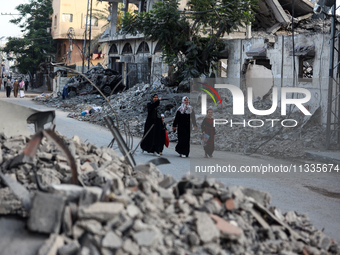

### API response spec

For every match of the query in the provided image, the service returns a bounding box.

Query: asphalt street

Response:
[0,88,339,243]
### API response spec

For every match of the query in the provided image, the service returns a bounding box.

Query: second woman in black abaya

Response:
[173,96,197,157]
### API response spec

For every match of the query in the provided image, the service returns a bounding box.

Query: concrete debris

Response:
[34,83,325,159]
[27,192,65,234]
[65,64,124,97]
[0,133,339,254]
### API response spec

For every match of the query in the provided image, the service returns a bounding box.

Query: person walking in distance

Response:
[172,96,197,158]
[141,94,163,156]
[201,108,216,158]
[5,77,13,97]
[19,79,25,98]
[3,76,8,91]
[24,78,29,91]
[13,79,19,97]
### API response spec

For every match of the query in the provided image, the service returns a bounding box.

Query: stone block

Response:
[78,202,124,222]
[28,192,65,234]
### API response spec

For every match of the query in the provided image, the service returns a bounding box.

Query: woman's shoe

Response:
[159,152,163,155]
[204,153,208,158]
[181,155,187,158]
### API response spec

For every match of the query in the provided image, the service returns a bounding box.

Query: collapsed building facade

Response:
[98,0,340,149]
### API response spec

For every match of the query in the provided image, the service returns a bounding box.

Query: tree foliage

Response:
[91,3,135,56]
[122,0,256,80]
[2,0,56,75]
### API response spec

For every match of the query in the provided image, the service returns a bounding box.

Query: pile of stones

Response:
[0,133,338,254]
[191,99,325,159]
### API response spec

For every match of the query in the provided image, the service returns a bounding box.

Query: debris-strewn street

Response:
[33,82,326,160]
[1,0,340,253]
[0,132,339,254]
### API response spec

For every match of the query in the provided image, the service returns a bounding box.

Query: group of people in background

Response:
[0,76,29,98]
[141,94,216,158]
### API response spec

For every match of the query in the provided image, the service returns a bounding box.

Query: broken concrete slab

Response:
[264,0,291,25]
[133,230,160,247]
[37,234,64,255]
[27,192,65,234]
[78,202,124,222]
[102,231,122,249]
[57,240,80,255]
[195,211,220,243]
[278,0,314,17]
[210,214,243,237]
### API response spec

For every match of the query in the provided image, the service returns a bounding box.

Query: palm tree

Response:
[88,2,135,62]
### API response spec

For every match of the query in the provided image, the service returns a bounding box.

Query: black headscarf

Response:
[151,94,158,101]
[150,93,162,118]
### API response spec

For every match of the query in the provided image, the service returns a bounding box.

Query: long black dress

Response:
[201,117,215,157]
[173,109,197,157]
[159,122,167,153]
[141,99,163,153]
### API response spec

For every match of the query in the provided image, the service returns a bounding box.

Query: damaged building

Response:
[98,0,339,133]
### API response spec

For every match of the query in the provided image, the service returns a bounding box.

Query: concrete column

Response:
[246,24,252,39]
[110,2,118,36]
[123,0,129,12]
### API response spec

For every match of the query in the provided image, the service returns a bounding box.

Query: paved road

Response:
[1,90,339,243]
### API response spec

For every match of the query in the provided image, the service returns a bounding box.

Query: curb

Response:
[305,151,340,165]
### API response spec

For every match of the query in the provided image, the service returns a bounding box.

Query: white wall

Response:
[224,33,333,125]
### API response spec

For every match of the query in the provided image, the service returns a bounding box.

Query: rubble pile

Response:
[66,64,123,97]
[33,83,326,159]
[34,84,187,139]
[192,99,325,159]
[0,133,338,254]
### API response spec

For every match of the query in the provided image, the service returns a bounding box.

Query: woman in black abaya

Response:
[172,96,197,157]
[141,94,163,155]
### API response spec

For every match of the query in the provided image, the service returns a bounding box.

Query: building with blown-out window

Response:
[51,0,109,71]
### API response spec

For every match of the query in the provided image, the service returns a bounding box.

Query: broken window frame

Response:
[218,59,228,77]
[62,13,73,23]
[298,56,314,82]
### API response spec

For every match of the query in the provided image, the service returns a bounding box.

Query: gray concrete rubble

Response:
[33,82,326,160]
[0,132,339,254]
[65,64,124,97]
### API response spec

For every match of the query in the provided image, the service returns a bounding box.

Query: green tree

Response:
[122,0,256,80]
[2,0,56,75]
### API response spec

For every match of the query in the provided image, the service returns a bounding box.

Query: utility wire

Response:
[244,0,299,156]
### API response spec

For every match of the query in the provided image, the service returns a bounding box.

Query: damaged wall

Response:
[107,38,169,86]
[224,33,333,125]
[245,64,274,99]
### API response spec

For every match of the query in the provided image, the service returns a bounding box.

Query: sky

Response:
[0,0,29,44]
